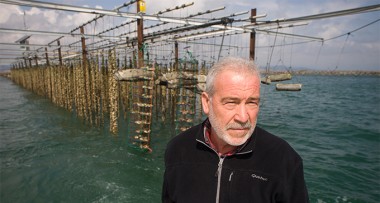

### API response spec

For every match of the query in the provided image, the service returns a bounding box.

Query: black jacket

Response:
[162,120,309,203]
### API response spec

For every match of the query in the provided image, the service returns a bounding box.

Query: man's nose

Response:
[234,104,249,124]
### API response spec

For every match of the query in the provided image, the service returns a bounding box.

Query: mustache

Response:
[226,122,252,130]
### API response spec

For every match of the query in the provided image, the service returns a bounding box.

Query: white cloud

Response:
[0,4,22,24]
[0,2,101,64]
[0,0,378,70]
[44,10,59,24]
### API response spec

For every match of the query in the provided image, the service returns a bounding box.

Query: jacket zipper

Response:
[215,156,225,203]
[196,139,234,203]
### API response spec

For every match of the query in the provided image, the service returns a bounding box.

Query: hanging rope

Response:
[217,29,226,61]
[334,33,350,70]
[286,29,301,84]
[325,18,380,42]
[266,27,279,74]
[314,41,324,67]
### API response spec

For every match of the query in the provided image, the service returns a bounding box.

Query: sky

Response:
[0,0,379,71]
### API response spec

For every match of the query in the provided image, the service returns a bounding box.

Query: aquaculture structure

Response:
[1,0,379,150]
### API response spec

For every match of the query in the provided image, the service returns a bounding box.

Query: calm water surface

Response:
[1,75,379,202]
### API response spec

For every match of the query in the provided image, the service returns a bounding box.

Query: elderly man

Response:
[162,57,309,203]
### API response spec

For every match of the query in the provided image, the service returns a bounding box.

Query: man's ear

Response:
[201,92,210,115]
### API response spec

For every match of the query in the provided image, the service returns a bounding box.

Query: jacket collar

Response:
[196,118,256,156]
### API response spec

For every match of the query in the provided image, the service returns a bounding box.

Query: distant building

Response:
[15,35,32,51]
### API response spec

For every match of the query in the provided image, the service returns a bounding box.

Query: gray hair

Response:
[205,57,261,96]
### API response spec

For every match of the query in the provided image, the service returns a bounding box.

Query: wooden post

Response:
[80,26,88,69]
[45,47,50,66]
[137,0,144,68]
[24,58,28,68]
[133,50,137,68]
[34,55,39,67]
[80,26,93,124]
[57,40,63,66]
[174,41,179,71]
[249,8,257,60]
[124,49,127,69]
[80,26,88,101]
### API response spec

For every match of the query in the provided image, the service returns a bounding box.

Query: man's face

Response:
[202,69,260,146]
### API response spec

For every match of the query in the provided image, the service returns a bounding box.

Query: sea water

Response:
[1,75,379,202]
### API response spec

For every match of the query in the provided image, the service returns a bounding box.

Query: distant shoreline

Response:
[261,70,380,77]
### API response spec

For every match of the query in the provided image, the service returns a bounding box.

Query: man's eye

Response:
[224,102,237,108]
[247,101,259,106]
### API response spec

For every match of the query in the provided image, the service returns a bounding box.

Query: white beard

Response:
[208,104,256,146]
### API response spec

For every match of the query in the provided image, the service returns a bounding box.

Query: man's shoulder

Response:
[255,126,302,159]
[166,123,203,150]
[164,123,204,165]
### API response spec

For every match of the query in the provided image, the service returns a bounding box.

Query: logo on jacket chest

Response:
[251,173,268,181]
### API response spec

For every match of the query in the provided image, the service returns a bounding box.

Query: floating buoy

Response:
[261,76,271,85]
[275,83,302,91]
[267,73,292,82]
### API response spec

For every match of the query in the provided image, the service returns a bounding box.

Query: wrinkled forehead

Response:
[215,68,260,83]
[213,69,261,92]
